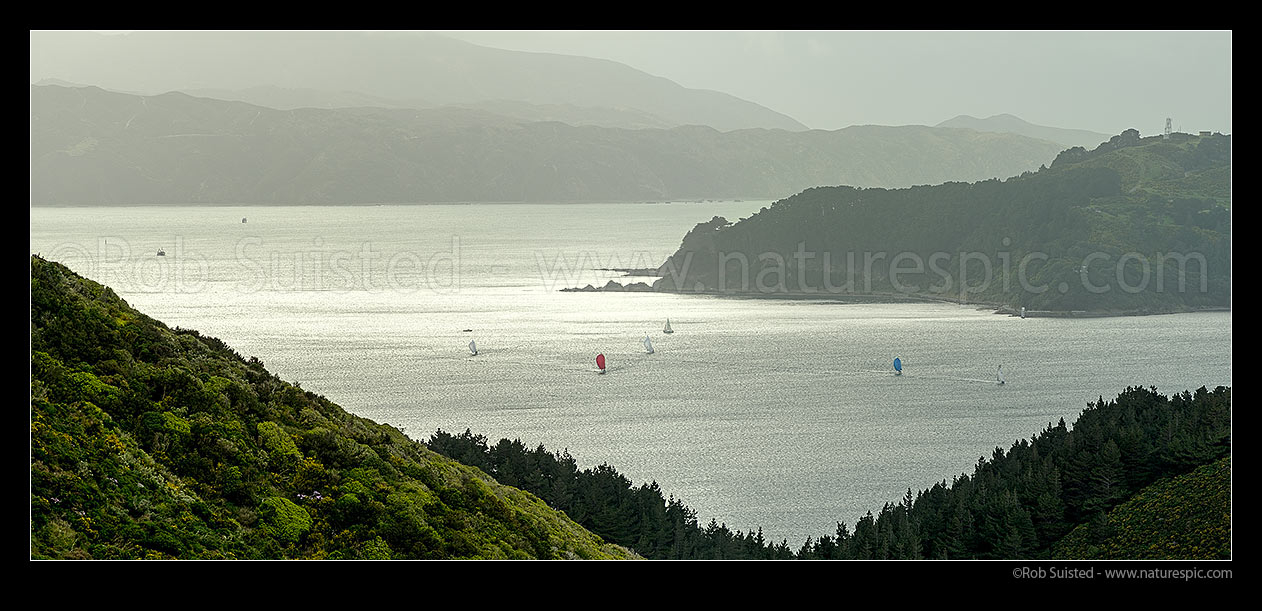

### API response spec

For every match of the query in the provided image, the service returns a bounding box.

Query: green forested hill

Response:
[1051,456,1231,560]
[654,129,1230,313]
[29,256,634,559]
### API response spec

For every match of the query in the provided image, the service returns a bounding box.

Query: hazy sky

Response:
[62,30,1231,136]
[440,30,1232,136]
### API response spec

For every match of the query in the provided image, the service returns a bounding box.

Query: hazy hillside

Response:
[29,85,1069,205]
[29,30,805,132]
[177,86,680,130]
[938,114,1112,149]
[30,256,636,559]
[181,85,433,112]
[446,99,677,130]
[653,129,1230,313]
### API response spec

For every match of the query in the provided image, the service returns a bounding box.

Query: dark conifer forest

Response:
[428,384,1230,559]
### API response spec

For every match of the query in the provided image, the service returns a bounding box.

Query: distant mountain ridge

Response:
[29,84,1069,205]
[937,114,1112,149]
[29,30,806,133]
[186,87,682,131]
[34,79,681,131]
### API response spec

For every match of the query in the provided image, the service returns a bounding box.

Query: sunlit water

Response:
[31,203,1232,547]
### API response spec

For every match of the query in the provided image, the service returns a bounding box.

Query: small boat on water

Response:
[643,336,654,354]
[596,353,607,374]
[156,248,166,256]
[997,365,1006,385]
[468,340,478,356]
[1020,306,1026,319]
[242,217,247,224]
[663,319,674,334]
[893,357,903,376]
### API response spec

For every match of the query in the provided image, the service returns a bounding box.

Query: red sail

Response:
[596,353,606,370]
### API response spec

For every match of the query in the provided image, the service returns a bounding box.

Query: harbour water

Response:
[31,202,1232,546]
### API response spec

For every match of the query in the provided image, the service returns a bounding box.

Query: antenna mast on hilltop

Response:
[1164,118,1172,140]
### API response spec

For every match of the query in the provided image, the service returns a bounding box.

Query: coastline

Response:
[563,281,1231,319]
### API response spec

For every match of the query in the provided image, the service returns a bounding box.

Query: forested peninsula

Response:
[652,130,1230,315]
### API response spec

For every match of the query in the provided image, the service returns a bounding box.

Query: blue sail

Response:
[893,357,902,372]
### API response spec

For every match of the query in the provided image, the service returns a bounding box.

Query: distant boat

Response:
[1020,306,1026,319]
[156,248,166,257]
[596,353,607,374]
[894,357,903,376]
[241,217,247,224]
[643,336,654,354]
[663,319,674,334]
[469,340,478,356]
[997,364,1006,385]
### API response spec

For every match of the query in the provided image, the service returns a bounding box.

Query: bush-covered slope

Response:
[29,256,634,559]
[1051,456,1231,560]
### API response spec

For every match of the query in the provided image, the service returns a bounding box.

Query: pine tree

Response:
[833,522,852,559]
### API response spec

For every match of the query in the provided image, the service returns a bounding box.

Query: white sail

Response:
[643,335,654,354]
[469,340,478,356]
[997,365,1005,385]
[663,319,673,334]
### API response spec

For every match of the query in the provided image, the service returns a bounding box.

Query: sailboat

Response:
[1020,306,1026,319]
[596,353,607,374]
[468,340,478,356]
[643,335,654,354]
[663,319,674,334]
[997,365,1006,385]
[893,357,903,376]
[156,248,166,257]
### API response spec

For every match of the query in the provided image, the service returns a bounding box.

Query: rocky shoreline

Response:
[560,280,1230,318]
[560,280,655,292]
[594,267,662,277]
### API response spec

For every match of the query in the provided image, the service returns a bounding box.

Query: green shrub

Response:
[258,496,312,544]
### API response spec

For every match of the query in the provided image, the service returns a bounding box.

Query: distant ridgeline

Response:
[29,84,1066,205]
[429,386,1231,560]
[654,130,1230,314]
[29,257,634,559]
